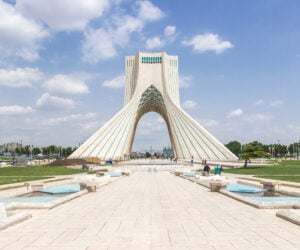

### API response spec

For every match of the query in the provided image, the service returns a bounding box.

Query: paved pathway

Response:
[1,171,300,249]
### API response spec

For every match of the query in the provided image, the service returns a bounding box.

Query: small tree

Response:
[144,151,151,158]
[225,141,241,157]
[240,142,269,167]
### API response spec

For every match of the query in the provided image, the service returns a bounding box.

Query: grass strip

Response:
[255,175,300,183]
[0,166,85,176]
[0,176,50,186]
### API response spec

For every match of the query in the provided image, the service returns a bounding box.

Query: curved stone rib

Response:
[69,102,137,160]
[165,100,237,160]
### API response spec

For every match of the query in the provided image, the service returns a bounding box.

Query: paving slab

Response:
[0,171,300,249]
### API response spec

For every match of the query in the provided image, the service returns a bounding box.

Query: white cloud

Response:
[145,25,177,50]
[137,119,165,135]
[227,109,243,118]
[79,121,102,131]
[243,113,272,122]
[269,100,283,107]
[156,117,165,123]
[145,37,164,49]
[179,75,192,88]
[46,113,97,126]
[36,93,75,110]
[102,75,124,89]
[16,0,110,31]
[0,67,42,88]
[44,74,89,95]
[82,28,117,62]
[112,15,144,46]
[137,1,164,22]
[182,33,233,54]
[287,124,300,131]
[82,15,144,63]
[82,2,163,63]
[254,99,264,106]
[0,105,34,115]
[201,119,219,127]
[164,26,176,37]
[0,1,49,61]
[182,100,197,109]
[16,49,40,62]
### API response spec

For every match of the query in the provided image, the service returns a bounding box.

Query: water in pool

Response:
[0,183,81,204]
[227,183,300,203]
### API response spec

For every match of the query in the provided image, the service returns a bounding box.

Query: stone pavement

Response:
[1,171,300,249]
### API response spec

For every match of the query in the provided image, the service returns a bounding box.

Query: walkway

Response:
[1,171,300,249]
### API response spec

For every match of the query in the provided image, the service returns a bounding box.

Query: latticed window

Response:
[141,57,162,63]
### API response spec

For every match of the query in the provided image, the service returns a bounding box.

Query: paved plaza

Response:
[1,170,300,249]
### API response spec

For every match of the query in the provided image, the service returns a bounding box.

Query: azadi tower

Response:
[69,52,237,161]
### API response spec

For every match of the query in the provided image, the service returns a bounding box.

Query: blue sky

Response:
[0,0,300,151]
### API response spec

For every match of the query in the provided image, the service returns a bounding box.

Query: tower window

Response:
[142,57,162,63]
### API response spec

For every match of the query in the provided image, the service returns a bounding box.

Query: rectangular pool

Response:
[222,182,300,208]
[0,183,87,209]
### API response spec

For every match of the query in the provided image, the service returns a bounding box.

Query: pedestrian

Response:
[219,165,223,175]
[203,164,210,175]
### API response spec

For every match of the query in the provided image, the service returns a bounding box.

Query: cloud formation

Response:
[0,105,34,115]
[227,108,243,118]
[179,75,192,88]
[102,75,124,89]
[82,28,118,62]
[269,100,283,107]
[83,1,164,63]
[145,37,164,49]
[16,0,110,31]
[182,100,197,109]
[243,113,272,122]
[46,113,97,126]
[36,93,75,110]
[138,1,164,21]
[253,99,264,106]
[201,119,219,127]
[44,74,89,95]
[0,1,49,61]
[145,25,177,50]
[137,119,166,135]
[82,16,144,62]
[182,33,233,54]
[0,67,42,88]
[164,26,176,37]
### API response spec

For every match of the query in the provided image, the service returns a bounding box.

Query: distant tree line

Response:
[10,145,76,158]
[225,140,300,167]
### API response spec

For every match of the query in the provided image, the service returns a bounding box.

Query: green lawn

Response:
[0,156,14,161]
[257,176,300,183]
[0,176,50,186]
[224,160,300,183]
[0,166,86,185]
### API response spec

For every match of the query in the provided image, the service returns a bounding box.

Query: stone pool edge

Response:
[0,212,31,231]
[4,189,89,210]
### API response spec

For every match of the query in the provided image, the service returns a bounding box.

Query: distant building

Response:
[7,143,22,152]
[0,143,22,154]
[130,152,138,158]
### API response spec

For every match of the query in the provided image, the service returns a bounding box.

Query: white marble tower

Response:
[69,52,237,161]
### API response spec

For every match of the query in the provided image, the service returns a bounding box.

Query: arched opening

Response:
[131,112,172,158]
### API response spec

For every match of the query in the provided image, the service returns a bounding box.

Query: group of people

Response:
[202,164,223,176]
